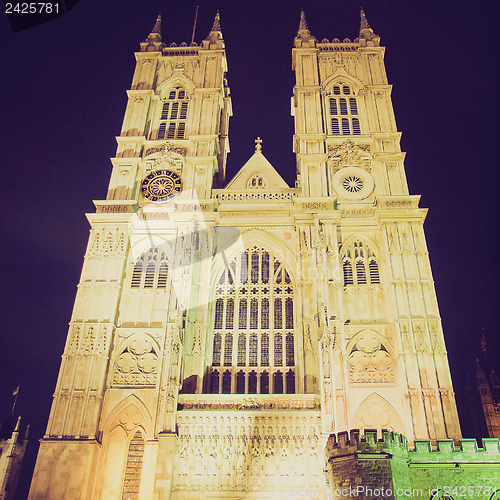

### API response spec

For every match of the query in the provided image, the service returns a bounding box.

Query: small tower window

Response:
[130,247,168,290]
[247,174,266,189]
[157,86,189,140]
[342,240,380,286]
[328,83,361,136]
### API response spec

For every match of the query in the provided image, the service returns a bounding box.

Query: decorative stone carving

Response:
[67,325,80,354]
[80,326,95,355]
[112,334,160,385]
[172,415,323,492]
[349,331,394,383]
[327,140,372,172]
[429,325,446,355]
[143,142,187,170]
[88,227,127,257]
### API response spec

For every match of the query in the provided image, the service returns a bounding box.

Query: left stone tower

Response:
[28,13,231,499]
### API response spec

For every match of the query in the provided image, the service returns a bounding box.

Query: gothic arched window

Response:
[247,174,266,189]
[122,430,145,500]
[130,247,168,289]
[157,86,188,140]
[328,83,361,136]
[342,240,380,286]
[209,247,296,394]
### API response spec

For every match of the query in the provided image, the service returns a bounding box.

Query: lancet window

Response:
[342,240,380,286]
[121,430,144,500]
[157,86,188,140]
[130,247,168,289]
[209,247,296,394]
[328,83,361,136]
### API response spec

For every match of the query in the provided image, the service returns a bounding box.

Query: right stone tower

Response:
[291,9,461,441]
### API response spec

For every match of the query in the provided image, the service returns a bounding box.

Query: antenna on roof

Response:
[191,5,199,45]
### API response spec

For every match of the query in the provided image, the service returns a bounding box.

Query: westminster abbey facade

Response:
[29,9,500,500]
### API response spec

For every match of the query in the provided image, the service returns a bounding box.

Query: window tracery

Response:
[209,247,295,394]
[157,86,188,140]
[130,247,168,290]
[342,240,380,286]
[328,83,361,136]
[122,430,145,500]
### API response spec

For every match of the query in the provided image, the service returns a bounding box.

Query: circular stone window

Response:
[342,175,364,193]
[333,166,374,200]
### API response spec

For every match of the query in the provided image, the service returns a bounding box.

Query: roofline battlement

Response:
[326,429,500,462]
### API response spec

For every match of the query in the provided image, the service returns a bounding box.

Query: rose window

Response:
[341,175,363,193]
[150,177,174,195]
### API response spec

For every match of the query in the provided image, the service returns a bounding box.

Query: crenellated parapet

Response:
[326,430,500,500]
[326,428,408,457]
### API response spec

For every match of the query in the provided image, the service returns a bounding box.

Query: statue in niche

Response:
[207,444,217,476]
[236,447,246,476]
[264,440,274,476]
[279,445,289,476]
[251,444,261,475]
[178,443,189,476]
[222,447,232,475]
[193,447,203,475]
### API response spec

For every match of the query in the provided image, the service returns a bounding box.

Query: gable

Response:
[225,151,290,190]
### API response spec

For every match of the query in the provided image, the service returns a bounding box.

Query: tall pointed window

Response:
[328,83,361,136]
[157,87,188,140]
[342,240,380,286]
[122,430,145,500]
[130,247,168,289]
[209,247,296,394]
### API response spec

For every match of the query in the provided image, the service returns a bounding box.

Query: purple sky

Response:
[1,1,499,497]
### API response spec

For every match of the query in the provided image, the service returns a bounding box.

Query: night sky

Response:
[1,1,499,497]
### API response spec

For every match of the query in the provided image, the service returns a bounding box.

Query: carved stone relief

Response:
[173,415,323,492]
[348,330,394,383]
[327,140,372,173]
[112,334,160,385]
[88,227,126,257]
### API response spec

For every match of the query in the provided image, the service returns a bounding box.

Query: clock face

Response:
[140,170,182,202]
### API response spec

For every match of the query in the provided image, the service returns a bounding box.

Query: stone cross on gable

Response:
[255,137,262,152]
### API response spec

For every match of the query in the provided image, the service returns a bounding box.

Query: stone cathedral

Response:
[29,9,500,500]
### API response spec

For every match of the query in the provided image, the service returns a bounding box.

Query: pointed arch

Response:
[322,71,364,93]
[210,228,296,290]
[152,78,193,140]
[129,245,169,290]
[323,73,364,137]
[246,172,268,189]
[340,236,381,286]
[351,393,406,435]
[98,396,152,499]
[208,240,297,395]
[100,394,153,438]
[156,74,196,97]
[129,235,174,263]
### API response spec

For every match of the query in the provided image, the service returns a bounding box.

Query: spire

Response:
[298,10,309,33]
[360,8,370,30]
[151,12,162,35]
[295,10,315,46]
[13,416,21,433]
[211,10,221,32]
[141,13,163,51]
[359,8,379,45]
[205,10,224,45]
